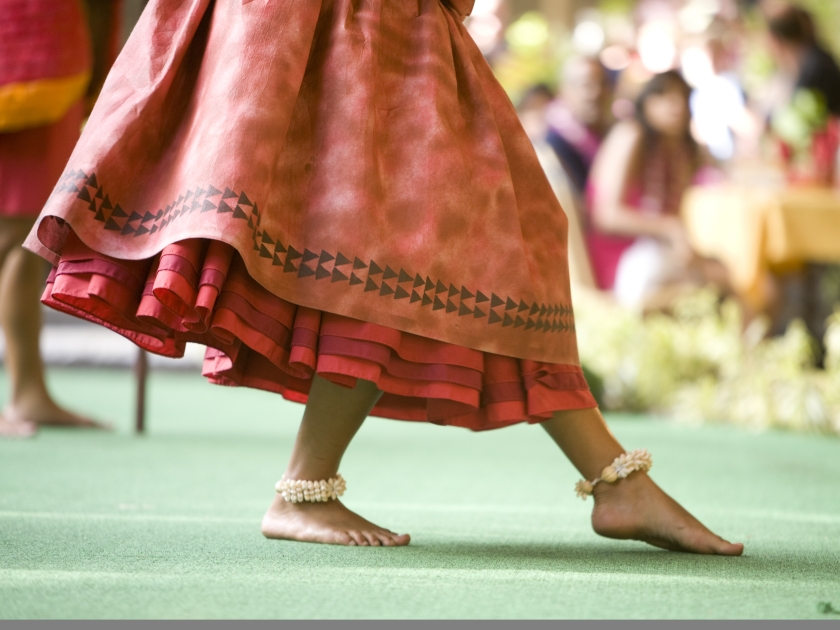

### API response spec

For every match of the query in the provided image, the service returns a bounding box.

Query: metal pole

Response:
[135,348,147,434]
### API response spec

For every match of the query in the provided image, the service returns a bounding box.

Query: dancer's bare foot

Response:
[591,472,744,555]
[261,495,411,547]
[0,411,37,438]
[542,408,743,556]
[2,400,111,430]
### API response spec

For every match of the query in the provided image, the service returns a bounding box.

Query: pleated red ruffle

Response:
[43,229,596,430]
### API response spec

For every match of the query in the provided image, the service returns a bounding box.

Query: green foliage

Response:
[492,12,568,104]
[576,288,840,435]
[771,88,829,150]
[598,0,634,15]
[796,0,840,57]
[740,1,840,98]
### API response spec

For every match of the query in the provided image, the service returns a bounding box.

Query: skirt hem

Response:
[41,227,597,431]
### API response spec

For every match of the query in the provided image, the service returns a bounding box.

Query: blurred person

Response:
[0,0,115,437]
[688,28,761,162]
[765,5,840,186]
[464,0,510,62]
[587,71,730,310]
[545,57,613,198]
[764,5,840,344]
[517,84,597,290]
[766,5,840,116]
[21,0,742,555]
[516,83,555,142]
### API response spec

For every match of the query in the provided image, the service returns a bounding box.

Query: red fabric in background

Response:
[0,0,90,215]
[43,230,595,431]
[0,0,91,86]
[0,102,83,216]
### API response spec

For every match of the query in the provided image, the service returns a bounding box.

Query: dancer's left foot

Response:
[2,400,111,429]
[591,471,744,555]
[262,495,411,546]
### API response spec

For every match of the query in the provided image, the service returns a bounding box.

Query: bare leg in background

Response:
[0,217,104,437]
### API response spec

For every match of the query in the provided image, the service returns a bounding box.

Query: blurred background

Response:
[2,0,840,437]
[4,4,840,616]
[466,0,840,436]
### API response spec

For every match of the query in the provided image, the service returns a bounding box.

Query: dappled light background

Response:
[469,0,840,435]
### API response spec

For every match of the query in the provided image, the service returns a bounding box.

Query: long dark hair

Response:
[768,6,816,47]
[634,70,699,169]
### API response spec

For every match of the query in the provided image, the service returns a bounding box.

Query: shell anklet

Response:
[275,474,347,503]
[575,449,652,499]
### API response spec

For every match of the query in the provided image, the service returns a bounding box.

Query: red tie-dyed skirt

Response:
[24,0,596,430]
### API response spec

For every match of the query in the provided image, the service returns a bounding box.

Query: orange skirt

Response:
[27,0,596,430]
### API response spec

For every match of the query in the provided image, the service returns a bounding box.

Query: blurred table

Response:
[682,184,840,310]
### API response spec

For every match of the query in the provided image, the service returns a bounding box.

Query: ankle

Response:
[270,493,342,514]
[9,385,52,410]
[283,456,341,482]
[592,471,652,503]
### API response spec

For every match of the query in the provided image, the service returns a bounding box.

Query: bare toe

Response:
[385,530,407,541]
[362,531,381,546]
[375,532,395,547]
[714,540,744,556]
[0,415,37,439]
[332,531,354,546]
[374,528,400,546]
[390,533,411,546]
[348,530,368,546]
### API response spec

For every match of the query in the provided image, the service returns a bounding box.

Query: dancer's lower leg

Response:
[542,407,743,556]
[261,374,410,546]
[0,229,105,435]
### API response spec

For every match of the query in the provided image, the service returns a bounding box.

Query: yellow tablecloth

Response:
[682,185,840,308]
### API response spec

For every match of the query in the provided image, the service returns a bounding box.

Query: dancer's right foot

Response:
[261,495,411,547]
[591,471,744,555]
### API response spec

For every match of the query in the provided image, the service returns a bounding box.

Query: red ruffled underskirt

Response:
[43,229,596,430]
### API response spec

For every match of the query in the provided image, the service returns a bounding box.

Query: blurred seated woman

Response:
[587,70,728,310]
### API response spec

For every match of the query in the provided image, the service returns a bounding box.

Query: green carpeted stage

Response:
[1,368,839,619]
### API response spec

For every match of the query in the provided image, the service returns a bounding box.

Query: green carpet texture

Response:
[1,367,839,619]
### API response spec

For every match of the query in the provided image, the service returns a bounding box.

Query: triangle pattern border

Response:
[55,171,576,336]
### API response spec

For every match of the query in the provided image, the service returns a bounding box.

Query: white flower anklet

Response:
[275,453,650,503]
[275,474,347,503]
[575,449,652,499]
